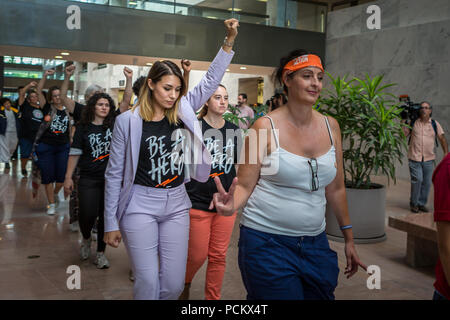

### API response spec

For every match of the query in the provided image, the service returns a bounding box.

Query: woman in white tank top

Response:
[210,50,367,300]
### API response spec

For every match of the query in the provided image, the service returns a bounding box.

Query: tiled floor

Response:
[0,164,436,300]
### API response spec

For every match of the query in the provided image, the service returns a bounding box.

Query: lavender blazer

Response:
[104,48,234,232]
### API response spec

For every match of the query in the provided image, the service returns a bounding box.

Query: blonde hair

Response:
[133,60,186,124]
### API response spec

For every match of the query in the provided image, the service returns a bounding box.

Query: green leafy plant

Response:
[222,104,269,130]
[223,104,246,127]
[318,73,409,189]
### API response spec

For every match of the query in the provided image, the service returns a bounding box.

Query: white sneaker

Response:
[54,193,60,208]
[94,252,110,269]
[69,221,79,232]
[80,237,91,260]
[47,203,56,215]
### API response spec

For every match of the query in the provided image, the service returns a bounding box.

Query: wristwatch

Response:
[223,37,234,47]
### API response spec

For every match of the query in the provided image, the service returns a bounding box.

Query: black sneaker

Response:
[4,163,10,169]
[418,205,429,212]
[410,205,419,213]
[21,169,27,176]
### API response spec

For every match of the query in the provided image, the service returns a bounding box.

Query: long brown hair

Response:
[134,60,186,124]
[197,84,227,119]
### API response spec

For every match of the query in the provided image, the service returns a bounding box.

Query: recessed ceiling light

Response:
[206,16,218,19]
[129,1,137,5]
[257,0,267,2]
[226,69,230,72]
[240,66,247,70]
[228,8,242,12]
[61,52,70,56]
[55,56,63,59]
[146,63,153,66]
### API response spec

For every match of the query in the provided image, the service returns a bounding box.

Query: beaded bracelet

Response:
[340,225,352,230]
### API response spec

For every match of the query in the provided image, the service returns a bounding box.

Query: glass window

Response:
[4,69,43,79]
[65,0,326,31]
[231,0,269,25]
[296,1,327,33]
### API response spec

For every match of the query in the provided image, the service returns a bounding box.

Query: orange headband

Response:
[283,54,324,74]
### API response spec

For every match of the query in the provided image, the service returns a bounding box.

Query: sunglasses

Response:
[308,158,319,192]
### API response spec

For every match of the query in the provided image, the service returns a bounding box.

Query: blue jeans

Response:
[238,225,339,300]
[36,142,70,184]
[408,160,434,207]
[433,290,447,300]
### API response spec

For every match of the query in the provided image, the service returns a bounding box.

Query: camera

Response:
[399,95,421,123]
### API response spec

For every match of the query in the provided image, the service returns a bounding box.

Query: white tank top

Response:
[241,115,337,237]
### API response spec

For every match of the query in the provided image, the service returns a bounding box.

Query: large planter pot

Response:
[325,183,387,244]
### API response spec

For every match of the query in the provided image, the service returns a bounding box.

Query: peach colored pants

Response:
[184,208,237,300]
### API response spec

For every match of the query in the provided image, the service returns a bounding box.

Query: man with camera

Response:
[403,101,448,213]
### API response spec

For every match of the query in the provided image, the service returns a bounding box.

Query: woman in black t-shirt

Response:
[63,93,117,269]
[17,81,42,176]
[35,69,72,215]
[180,85,242,300]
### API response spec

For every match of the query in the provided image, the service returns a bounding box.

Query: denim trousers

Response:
[408,159,434,207]
[432,290,447,300]
[238,225,339,300]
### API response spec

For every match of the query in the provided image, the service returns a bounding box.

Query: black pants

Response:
[69,167,80,224]
[78,177,106,253]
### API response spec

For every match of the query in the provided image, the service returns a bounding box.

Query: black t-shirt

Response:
[72,102,85,124]
[19,101,44,141]
[71,123,113,179]
[39,103,70,145]
[185,119,242,212]
[134,117,186,188]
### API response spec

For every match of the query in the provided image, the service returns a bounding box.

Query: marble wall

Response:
[325,0,450,179]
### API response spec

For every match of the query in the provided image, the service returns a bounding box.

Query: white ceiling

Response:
[0,45,275,76]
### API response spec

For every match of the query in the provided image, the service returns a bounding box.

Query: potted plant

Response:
[318,73,408,243]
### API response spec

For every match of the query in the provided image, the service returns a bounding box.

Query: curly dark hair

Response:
[80,92,116,129]
[133,76,146,97]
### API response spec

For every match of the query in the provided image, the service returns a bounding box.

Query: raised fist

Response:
[224,18,239,39]
[65,64,76,77]
[45,69,56,76]
[181,59,192,73]
[123,67,133,79]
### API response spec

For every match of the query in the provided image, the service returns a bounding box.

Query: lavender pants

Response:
[119,183,192,300]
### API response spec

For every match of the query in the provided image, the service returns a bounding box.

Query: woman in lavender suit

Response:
[103,19,239,300]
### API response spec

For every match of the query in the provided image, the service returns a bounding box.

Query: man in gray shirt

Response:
[236,93,254,129]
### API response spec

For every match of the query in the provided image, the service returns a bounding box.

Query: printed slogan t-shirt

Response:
[71,123,113,179]
[19,101,44,141]
[39,103,70,145]
[185,119,242,212]
[134,117,186,188]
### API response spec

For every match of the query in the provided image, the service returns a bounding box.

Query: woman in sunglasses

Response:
[211,49,367,300]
